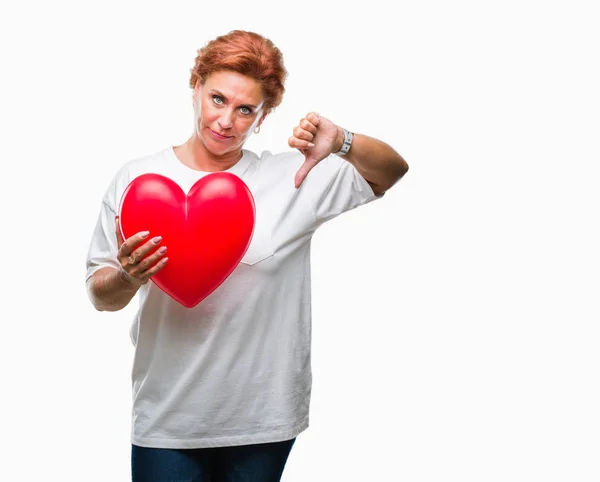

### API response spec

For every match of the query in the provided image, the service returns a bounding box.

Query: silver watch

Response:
[334,127,354,156]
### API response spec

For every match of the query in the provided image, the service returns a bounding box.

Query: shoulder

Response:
[256,149,304,169]
[254,149,345,175]
[118,147,169,177]
[102,147,171,211]
[241,149,304,185]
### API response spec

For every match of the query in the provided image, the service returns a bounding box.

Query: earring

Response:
[254,126,261,134]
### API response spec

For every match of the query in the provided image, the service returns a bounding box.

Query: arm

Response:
[87,267,141,312]
[332,128,409,196]
[87,217,168,312]
[289,112,409,195]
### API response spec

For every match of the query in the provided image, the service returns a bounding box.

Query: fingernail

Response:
[308,143,315,147]
[141,231,150,238]
[152,236,162,244]
[158,246,167,254]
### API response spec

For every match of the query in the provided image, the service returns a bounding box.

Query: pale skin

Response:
[87,70,408,311]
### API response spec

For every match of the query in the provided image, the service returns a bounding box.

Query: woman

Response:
[86,30,408,482]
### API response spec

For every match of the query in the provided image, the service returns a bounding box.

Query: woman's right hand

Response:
[115,216,168,286]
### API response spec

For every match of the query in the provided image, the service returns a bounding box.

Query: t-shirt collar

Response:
[167,146,251,178]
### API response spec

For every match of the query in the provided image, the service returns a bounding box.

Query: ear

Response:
[257,111,269,127]
[193,80,201,104]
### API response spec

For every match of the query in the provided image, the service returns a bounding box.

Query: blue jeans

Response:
[131,438,296,482]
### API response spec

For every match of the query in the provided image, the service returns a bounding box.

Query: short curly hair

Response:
[189,30,287,114]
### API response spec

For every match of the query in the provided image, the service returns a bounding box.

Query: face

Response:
[193,70,267,157]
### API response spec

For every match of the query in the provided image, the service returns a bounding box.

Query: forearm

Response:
[334,128,409,195]
[87,266,140,312]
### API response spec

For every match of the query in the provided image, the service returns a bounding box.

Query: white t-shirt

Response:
[86,146,381,449]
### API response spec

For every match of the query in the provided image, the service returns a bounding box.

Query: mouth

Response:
[209,129,234,140]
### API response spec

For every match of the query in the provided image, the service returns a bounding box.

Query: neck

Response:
[174,135,242,172]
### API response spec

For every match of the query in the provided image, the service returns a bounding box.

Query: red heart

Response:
[118,173,255,308]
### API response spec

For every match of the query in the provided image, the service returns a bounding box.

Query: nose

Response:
[218,109,234,130]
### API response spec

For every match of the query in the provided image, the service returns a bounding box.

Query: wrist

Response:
[333,126,345,154]
[117,264,144,289]
[333,127,354,156]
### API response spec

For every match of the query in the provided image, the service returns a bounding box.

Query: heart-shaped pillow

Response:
[118,173,255,308]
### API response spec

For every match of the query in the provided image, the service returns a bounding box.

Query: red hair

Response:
[189,30,287,113]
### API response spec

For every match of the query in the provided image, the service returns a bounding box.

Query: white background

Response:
[1,0,599,480]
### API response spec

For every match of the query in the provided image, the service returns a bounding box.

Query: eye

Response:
[240,106,253,115]
[212,95,224,105]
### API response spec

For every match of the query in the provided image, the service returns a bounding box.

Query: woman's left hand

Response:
[288,112,341,188]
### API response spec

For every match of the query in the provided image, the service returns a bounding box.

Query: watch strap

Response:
[334,127,354,156]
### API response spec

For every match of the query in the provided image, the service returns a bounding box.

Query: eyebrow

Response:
[209,89,258,109]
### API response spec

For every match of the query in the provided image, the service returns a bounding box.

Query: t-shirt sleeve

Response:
[310,155,383,227]
[85,197,119,282]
